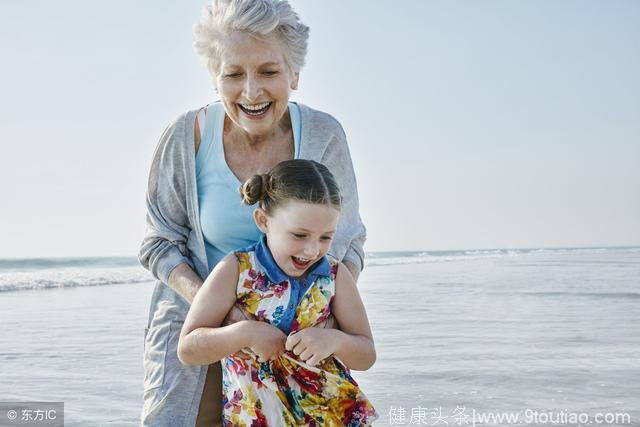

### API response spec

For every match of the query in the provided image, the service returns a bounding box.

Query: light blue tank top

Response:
[196,102,301,272]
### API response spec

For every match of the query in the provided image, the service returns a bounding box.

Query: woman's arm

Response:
[285,262,376,370]
[140,112,211,303]
[139,113,200,291]
[178,254,287,366]
[318,116,367,280]
[167,263,203,304]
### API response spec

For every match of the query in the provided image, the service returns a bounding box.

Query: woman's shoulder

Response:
[165,107,200,133]
[156,108,199,148]
[296,103,349,162]
[296,103,346,139]
[153,105,213,160]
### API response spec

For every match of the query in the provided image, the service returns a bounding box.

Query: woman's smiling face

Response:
[216,30,299,138]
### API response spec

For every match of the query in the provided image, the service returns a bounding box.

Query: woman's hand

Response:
[285,328,340,367]
[246,321,287,363]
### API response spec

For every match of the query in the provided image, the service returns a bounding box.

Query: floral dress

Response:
[222,238,377,426]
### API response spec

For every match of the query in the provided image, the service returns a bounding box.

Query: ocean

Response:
[0,247,638,426]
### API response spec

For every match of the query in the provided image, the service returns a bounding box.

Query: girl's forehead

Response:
[277,200,340,213]
[272,201,340,226]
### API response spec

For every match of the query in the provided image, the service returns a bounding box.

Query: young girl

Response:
[178,159,378,426]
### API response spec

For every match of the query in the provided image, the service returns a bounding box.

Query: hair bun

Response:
[240,173,272,205]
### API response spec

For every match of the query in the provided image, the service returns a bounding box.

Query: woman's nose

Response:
[242,75,263,101]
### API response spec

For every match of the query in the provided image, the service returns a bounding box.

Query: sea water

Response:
[0,247,638,426]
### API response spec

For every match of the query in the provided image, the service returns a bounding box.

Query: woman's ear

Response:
[290,72,299,90]
[253,208,269,233]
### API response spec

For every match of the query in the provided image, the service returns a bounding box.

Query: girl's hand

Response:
[246,321,287,362]
[317,315,336,330]
[222,305,250,326]
[285,328,339,367]
[223,306,252,360]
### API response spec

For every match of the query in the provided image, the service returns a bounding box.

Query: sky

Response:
[1,0,639,258]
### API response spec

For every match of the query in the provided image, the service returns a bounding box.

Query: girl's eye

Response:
[292,233,306,239]
[320,236,333,241]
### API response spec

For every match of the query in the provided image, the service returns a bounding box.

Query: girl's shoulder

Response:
[232,248,257,275]
[325,254,340,280]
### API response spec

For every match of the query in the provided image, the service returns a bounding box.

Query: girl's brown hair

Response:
[240,159,341,213]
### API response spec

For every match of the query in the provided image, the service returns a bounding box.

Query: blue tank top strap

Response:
[289,102,302,159]
[195,103,225,177]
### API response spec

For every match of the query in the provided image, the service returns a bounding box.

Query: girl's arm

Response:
[285,262,376,371]
[342,260,360,283]
[329,262,376,369]
[178,254,286,366]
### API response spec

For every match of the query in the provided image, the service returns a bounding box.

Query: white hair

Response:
[193,0,310,79]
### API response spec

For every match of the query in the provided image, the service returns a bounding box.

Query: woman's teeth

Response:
[239,102,271,115]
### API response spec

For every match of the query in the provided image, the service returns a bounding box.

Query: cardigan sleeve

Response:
[320,120,367,272]
[138,113,196,284]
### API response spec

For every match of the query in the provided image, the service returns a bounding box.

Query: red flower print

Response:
[250,409,268,427]
[272,281,289,297]
[291,365,323,394]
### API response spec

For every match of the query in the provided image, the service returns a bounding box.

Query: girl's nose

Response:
[302,242,320,258]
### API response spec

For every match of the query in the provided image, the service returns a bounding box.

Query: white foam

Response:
[0,266,153,292]
[1,247,637,291]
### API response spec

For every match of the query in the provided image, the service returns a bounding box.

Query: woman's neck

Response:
[224,110,292,149]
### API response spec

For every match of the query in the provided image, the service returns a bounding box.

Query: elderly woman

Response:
[139,0,366,425]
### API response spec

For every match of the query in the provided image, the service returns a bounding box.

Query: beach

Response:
[1,248,638,426]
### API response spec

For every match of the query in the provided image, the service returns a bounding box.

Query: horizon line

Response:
[0,244,638,262]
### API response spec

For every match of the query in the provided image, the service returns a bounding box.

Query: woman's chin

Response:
[231,103,290,137]
[238,102,273,120]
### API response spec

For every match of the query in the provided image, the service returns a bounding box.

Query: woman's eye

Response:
[224,72,242,78]
[262,70,278,76]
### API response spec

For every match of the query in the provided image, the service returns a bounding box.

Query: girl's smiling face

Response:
[254,201,340,278]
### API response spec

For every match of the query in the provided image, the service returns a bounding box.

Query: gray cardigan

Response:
[139,104,367,425]
[139,102,366,319]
